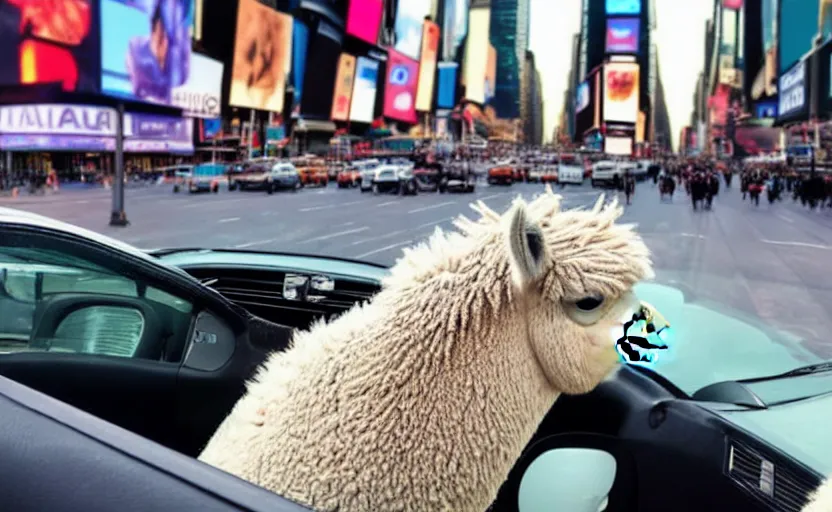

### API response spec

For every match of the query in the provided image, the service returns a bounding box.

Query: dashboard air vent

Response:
[726,438,817,512]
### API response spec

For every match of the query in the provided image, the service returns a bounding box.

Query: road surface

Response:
[4,179,832,358]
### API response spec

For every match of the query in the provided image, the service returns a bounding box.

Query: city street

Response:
[4,180,832,358]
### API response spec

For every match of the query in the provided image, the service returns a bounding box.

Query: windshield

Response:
[6,0,832,470]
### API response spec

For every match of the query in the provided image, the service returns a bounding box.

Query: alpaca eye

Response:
[575,295,604,311]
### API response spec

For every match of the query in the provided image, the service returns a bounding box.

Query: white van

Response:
[591,160,636,188]
[557,154,585,185]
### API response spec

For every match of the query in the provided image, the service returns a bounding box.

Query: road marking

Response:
[377,200,398,207]
[408,201,455,214]
[334,221,355,227]
[356,240,413,259]
[218,217,240,223]
[760,239,830,250]
[478,192,510,201]
[299,226,369,244]
[776,213,795,224]
[299,200,363,212]
[234,238,277,249]
[680,233,706,239]
[347,217,454,247]
[74,200,91,204]
[182,198,252,208]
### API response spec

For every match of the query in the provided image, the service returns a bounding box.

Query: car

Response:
[172,164,223,194]
[438,163,476,193]
[336,166,361,188]
[357,160,382,193]
[0,208,827,512]
[232,161,300,194]
[487,164,514,185]
[412,165,442,192]
[267,163,302,192]
[370,165,417,195]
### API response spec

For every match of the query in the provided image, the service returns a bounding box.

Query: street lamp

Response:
[109,102,128,227]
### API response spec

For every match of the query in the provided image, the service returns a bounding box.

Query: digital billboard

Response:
[124,112,193,153]
[331,53,357,121]
[462,7,490,104]
[603,62,639,123]
[171,53,223,118]
[0,0,100,92]
[575,81,590,113]
[394,0,431,60]
[383,49,419,123]
[485,45,497,102]
[346,0,383,45]
[229,0,292,112]
[779,0,820,73]
[605,0,640,15]
[436,62,458,109]
[736,125,781,155]
[822,0,832,42]
[101,0,193,105]
[755,101,777,118]
[723,0,743,8]
[606,18,639,54]
[349,57,379,123]
[442,0,469,61]
[291,19,309,117]
[778,59,806,118]
[415,21,440,112]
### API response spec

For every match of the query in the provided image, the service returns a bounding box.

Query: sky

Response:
[529,0,713,149]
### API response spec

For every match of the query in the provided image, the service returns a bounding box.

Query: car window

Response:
[0,246,193,360]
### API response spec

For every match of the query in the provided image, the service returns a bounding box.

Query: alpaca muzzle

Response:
[614,300,671,364]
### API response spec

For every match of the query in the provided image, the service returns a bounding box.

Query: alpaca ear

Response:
[507,202,546,284]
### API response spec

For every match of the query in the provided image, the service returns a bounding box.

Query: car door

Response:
[0,221,281,457]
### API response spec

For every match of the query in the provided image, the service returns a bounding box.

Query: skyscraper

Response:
[489,0,530,119]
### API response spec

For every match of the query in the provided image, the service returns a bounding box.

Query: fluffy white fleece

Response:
[199,188,653,512]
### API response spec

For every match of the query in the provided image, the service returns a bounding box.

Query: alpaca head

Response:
[499,188,654,395]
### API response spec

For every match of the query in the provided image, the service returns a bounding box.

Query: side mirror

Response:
[518,448,617,512]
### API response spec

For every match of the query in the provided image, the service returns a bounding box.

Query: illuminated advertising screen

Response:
[229,0,292,112]
[291,19,309,117]
[200,118,222,141]
[0,104,117,152]
[606,18,639,54]
[822,0,832,42]
[575,81,590,113]
[603,62,639,123]
[436,62,458,109]
[394,0,431,60]
[384,49,419,123]
[463,7,490,104]
[778,59,806,118]
[416,21,440,112]
[0,0,100,92]
[346,0,383,44]
[331,53,357,121]
[101,0,193,105]
[300,27,339,119]
[442,0,469,61]
[172,53,223,118]
[123,112,193,153]
[779,0,819,73]
[736,125,781,155]
[723,0,743,8]
[485,45,497,102]
[755,101,777,118]
[349,57,379,123]
[605,0,640,15]
[605,136,632,155]
[720,8,737,58]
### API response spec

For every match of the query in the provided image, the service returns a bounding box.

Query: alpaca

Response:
[804,478,832,511]
[199,187,657,512]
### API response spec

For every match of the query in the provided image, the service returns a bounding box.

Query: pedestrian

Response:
[623,170,635,205]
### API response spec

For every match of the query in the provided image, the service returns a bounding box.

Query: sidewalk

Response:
[0,181,162,204]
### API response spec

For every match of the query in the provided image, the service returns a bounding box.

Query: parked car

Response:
[0,208,828,512]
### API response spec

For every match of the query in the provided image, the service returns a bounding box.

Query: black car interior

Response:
[0,227,826,511]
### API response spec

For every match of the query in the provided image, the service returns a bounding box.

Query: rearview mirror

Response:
[518,448,616,512]
[283,274,308,301]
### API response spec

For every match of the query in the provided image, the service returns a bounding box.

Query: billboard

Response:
[349,57,379,123]
[463,7,490,104]
[416,21,440,112]
[101,0,193,105]
[779,0,820,73]
[383,49,419,123]
[605,0,640,15]
[603,62,639,123]
[229,0,292,112]
[291,19,309,117]
[723,0,743,7]
[331,53,357,121]
[171,53,223,118]
[124,112,193,153]
[394,0,431,60]
[436,62,458,109]
[485,45,497,102]
[778,59,807,118]
[606,18,640,54]
[575,81,590,113]
[605,136,632,155]
[822,0,832,41]
[346,0,383,44]
[442,0,469,61]
[0,0,100,92]
[0,104,116,136]
[735,125,781,155]
[755,101,778,118]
